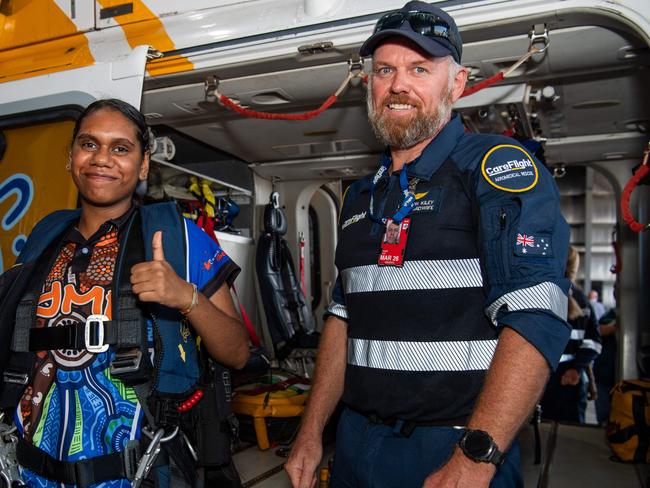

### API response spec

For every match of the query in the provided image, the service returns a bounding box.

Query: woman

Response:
[3,99,249,487]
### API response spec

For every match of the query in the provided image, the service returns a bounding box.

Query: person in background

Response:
[541,247,602,423]
[588,289,607,321]
[593,301,618,424]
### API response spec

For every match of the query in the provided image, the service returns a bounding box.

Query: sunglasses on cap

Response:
[374,10,462,60]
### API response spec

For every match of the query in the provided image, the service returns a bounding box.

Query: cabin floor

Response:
[232,420,647,487]
[234,441,334,488]
[532,422,647,488]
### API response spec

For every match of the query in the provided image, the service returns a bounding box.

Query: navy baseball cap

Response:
[360,1,462,63]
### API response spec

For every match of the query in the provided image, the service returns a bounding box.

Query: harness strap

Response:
[1,233,66,409]
[16,437,139,488]
[110,210,152,386]
[0,352,32,409]
[26,319,139,352]
[10,235,68,356]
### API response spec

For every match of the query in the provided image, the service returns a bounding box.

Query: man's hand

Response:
[560,368,580,386]
[130,231,194,310]
[285,432,323,488]
[423,450,495,488]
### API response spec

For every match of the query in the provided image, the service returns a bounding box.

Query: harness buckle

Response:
[123,440,141,480]
[2,371,29,385]
[110,349,143,375]
[85,314,109,354]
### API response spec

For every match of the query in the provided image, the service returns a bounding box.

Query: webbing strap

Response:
[16,437,139,487]
[11,297,35,352]
[231,283,261,347]
[26,320,140,352]
[11,234,67,354]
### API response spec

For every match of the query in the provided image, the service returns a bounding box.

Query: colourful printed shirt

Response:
[15,208,239,488]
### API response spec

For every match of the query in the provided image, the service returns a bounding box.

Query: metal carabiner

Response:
[132,426,179,488]
[528,25,550,54]
[204,75,220,103]
[348,55,365,78]
[132,428,164,488]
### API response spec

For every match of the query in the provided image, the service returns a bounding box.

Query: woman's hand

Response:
[130,231,194,311]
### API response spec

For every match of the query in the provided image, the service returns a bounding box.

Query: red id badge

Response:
[378,218,410,267]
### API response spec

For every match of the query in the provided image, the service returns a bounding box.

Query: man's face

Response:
[367,38,465,149]
[385,222,400,244]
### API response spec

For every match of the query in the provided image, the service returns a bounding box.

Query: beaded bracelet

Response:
[180,283,199,316]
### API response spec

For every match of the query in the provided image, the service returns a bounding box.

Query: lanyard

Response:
[368,159,419,225]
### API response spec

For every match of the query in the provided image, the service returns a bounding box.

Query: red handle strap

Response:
[461,72,505,98]
[231,283,261,347]
[621,147,650,233]
[219,93,337,121]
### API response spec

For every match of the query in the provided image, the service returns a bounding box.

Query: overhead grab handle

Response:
[213,26,550,120]
[461,27,549,98]
[621,142,650,233]
[214,58,367,121]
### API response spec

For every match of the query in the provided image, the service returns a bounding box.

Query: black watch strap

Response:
[458,429,506,466]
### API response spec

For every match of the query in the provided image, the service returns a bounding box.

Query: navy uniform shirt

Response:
[326,113,571,423]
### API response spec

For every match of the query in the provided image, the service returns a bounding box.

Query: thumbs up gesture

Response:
[130,231,195,310]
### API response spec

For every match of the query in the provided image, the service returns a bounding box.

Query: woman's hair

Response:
[71,99,151,155]
[566,246,583,320]
[565,245,580,281]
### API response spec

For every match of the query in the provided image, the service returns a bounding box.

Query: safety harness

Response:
[0,202,234,487]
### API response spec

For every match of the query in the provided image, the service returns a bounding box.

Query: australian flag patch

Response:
[514,232,552,257]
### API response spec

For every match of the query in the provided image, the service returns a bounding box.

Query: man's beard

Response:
[367,86,453,149]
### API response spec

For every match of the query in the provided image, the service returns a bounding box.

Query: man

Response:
[285,2,570,487]
[540,247,601,424]
[588,290,607,320]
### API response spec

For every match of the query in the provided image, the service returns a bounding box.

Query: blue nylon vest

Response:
[15,201,199,395]
[337,158,496,424]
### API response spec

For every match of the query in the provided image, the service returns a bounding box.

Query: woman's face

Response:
[70,107,149,211]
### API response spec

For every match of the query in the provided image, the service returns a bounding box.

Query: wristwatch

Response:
[458,429,506,466]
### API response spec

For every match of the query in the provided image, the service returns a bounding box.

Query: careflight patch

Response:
[481,144,538,192]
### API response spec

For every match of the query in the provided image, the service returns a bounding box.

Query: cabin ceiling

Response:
[142,12,650,182]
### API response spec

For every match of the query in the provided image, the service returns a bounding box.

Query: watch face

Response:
[463,430,493,459]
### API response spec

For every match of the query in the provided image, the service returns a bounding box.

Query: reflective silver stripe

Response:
[326,301,348,320]
[486,282,567,325]
[559,353,576,363]
[570,329,585,340]
[580,339,602,354]
[342,259,482,294]
[347,338,497,372]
